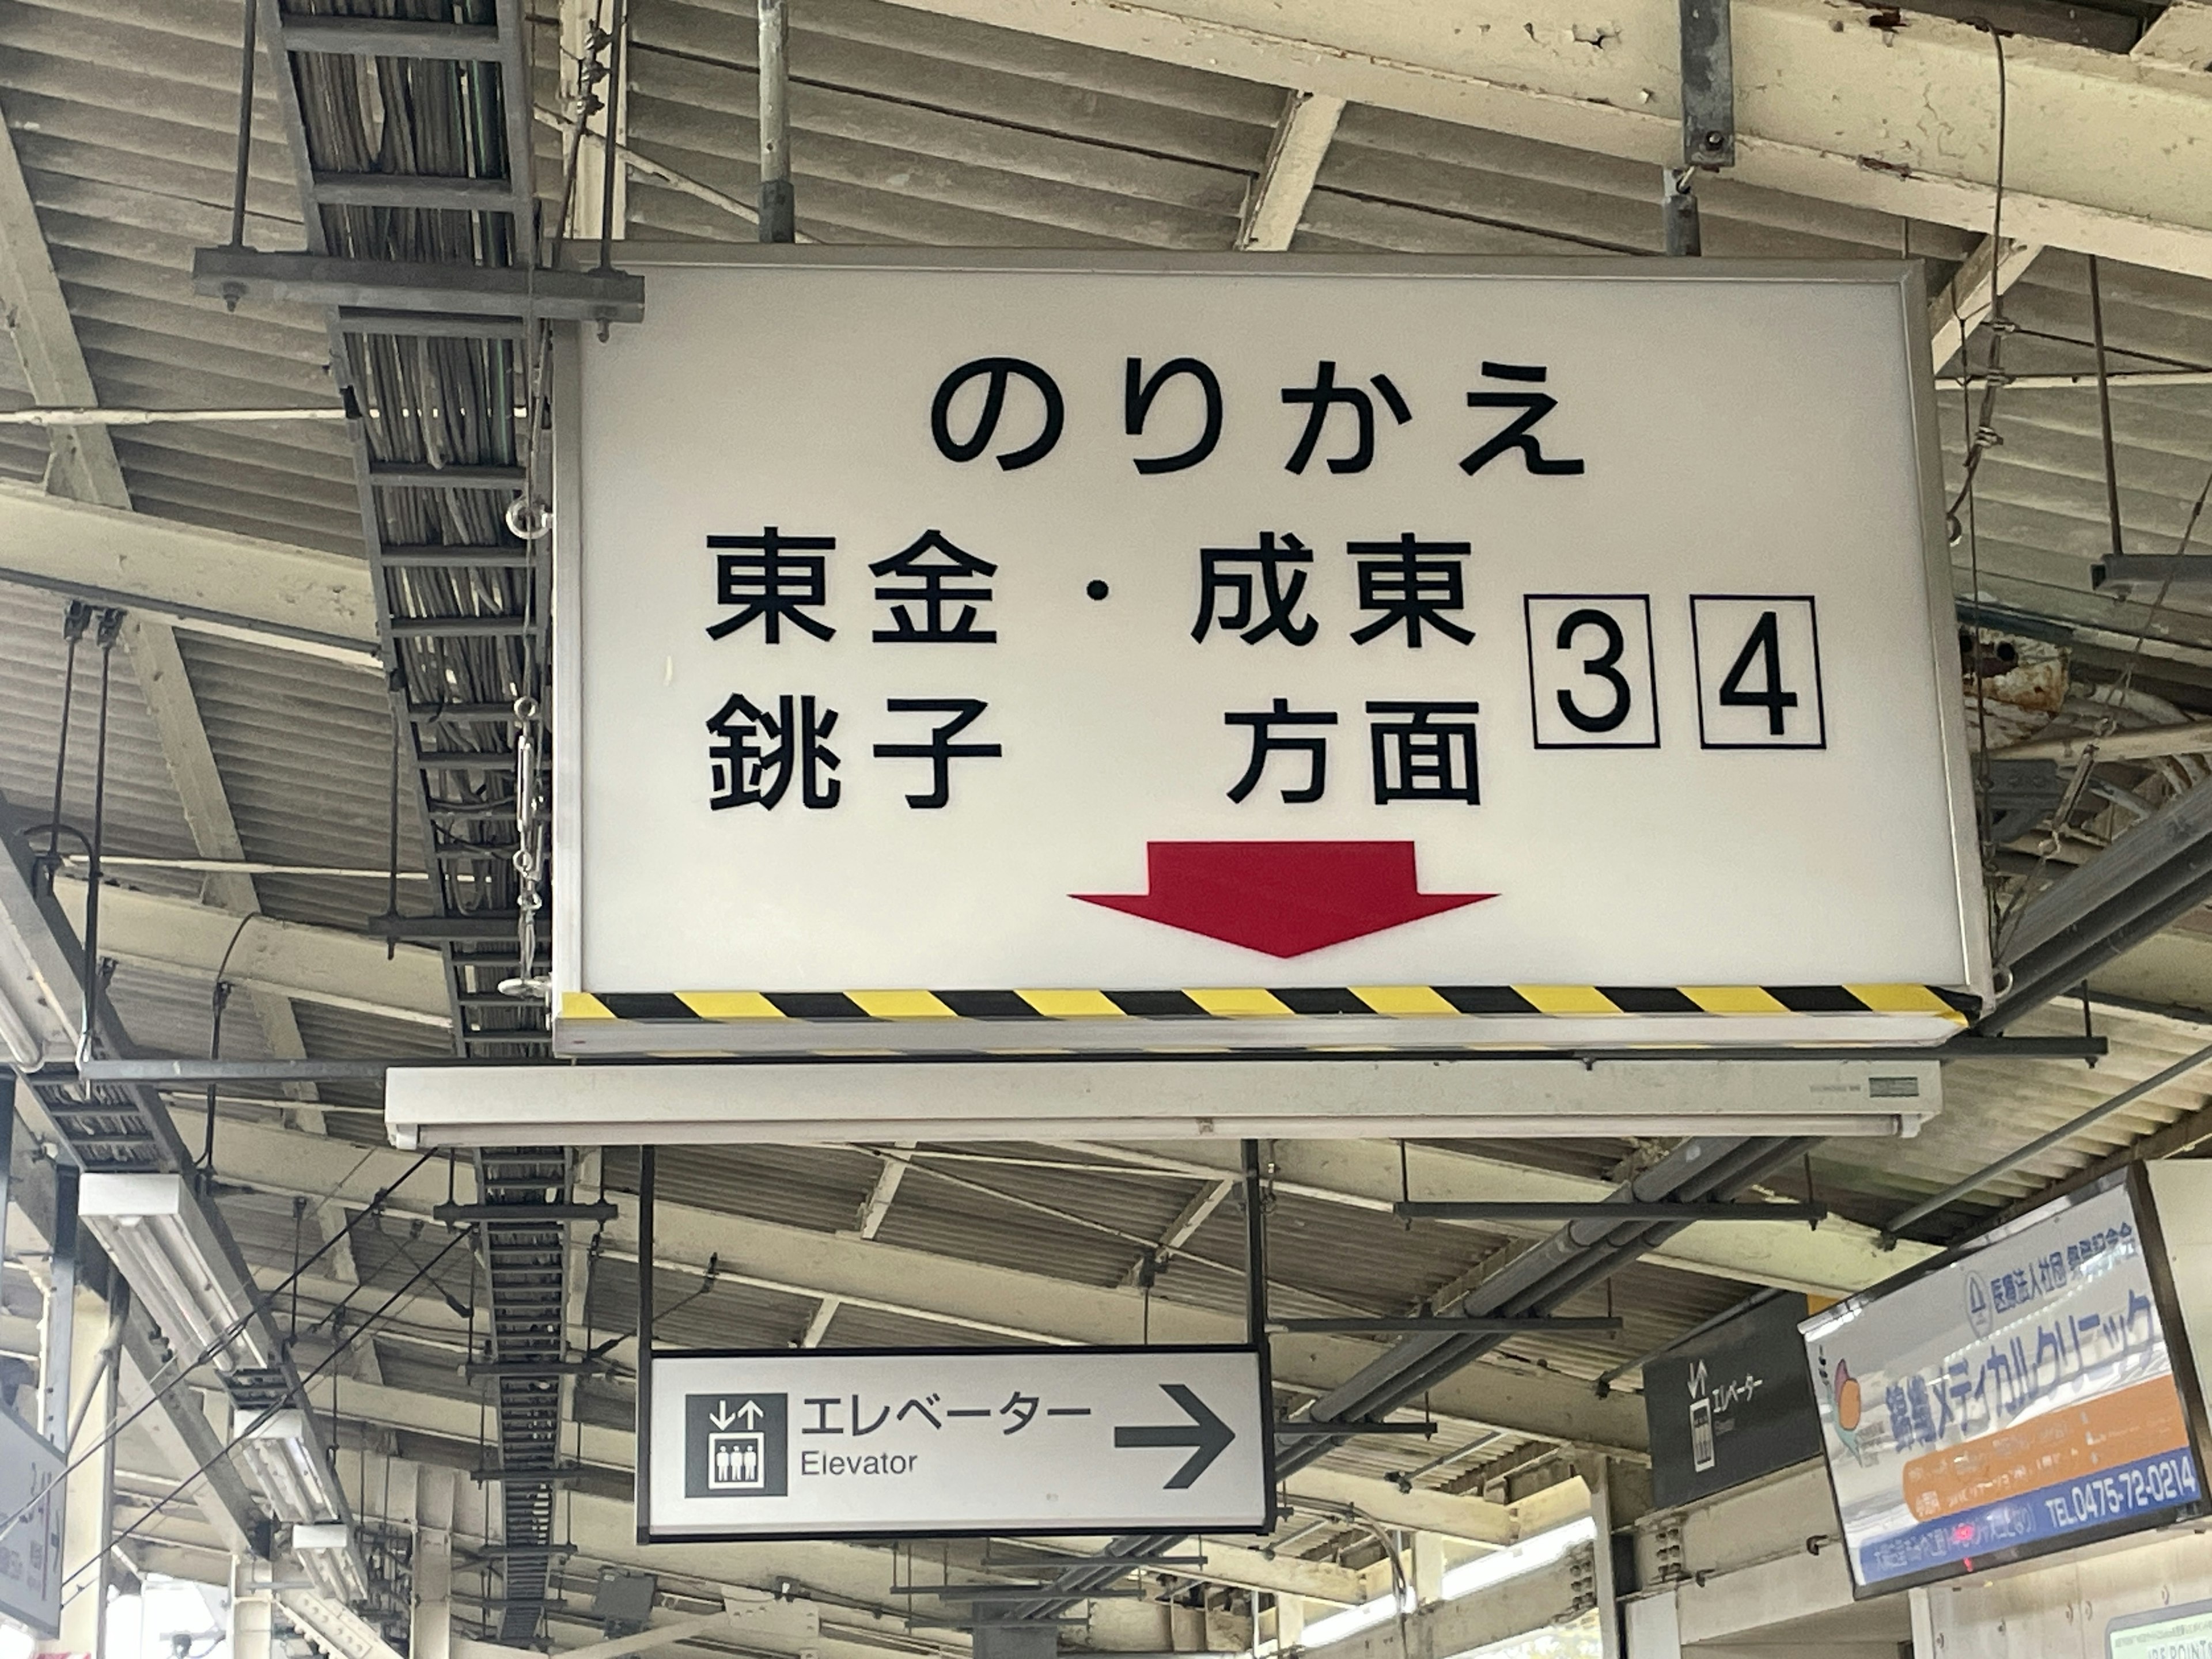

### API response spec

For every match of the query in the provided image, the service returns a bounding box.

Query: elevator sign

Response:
[554,252,1987,1058]
[642,1346,1271,1540]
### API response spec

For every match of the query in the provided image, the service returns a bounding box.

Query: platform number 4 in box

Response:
[1691,596,1825,750]
[1525,595,1660,749]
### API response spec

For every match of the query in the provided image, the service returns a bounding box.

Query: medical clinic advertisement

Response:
[1801,1172,2209,1596]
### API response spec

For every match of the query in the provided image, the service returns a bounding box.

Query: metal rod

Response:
[1592,1286,1783,1392]
[42,1162,77,1448]
[77,613,120,1062]
[0,407,346,426]
[636,1143,656,1532]
[1276,1315,1624,1335]
[0,1089,13,1289]
[227,0,259,249]
[1661,168,1700,256]
[1272,1419,1435,1437]
[58,1037,2095,1088]
[757,0,795,242]
[2088,255,2126,567]
[981,1553,1203,1569]
[433,1201,618,1225]
[41,604,88,892]
[1886,1038,2212,1236]
[1242,1139,1267,1350]
[596,0,628,271]
[1243,1135,1277,1530]
[1393,1200,1824,1224]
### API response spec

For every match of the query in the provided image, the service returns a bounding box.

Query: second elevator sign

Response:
[641,1346,1271,1540]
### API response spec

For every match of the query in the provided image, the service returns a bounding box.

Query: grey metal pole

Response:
[43,1161,78,1448]
[1887,1037,2212,1237]
[635,1145,655,1531]
[0,1084,15,1287]
[757,0,795,243]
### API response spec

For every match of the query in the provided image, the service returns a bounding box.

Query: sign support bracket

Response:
[1242,1137,1278,1530]
[1666,0,1733,255]
[633,1143,654,1545]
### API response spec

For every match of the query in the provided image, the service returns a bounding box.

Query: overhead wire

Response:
[0,1149,437,1551]
[56,1225,474,1600]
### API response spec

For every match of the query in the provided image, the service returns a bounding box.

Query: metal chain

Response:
[499,693,550,1001]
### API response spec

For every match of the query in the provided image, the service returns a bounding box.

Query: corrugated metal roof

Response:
[1815,998,2212,1227]
[0,0,356,551]
[13,0,2212,1613]
[175,631,425,930]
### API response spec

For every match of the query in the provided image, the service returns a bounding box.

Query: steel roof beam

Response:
[47,878,452,1028]
[872,0,2212,280]
[1235,89,1344,252]
[171,1113,1645,1455]
[309,1377,1488,1594]
[0,105,333,1127]
[1928,236,2043,374]
[1062,1139,1933,1297]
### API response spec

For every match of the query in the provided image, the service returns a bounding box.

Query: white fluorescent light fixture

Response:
[79,1175,350,1546]
[1281,1518,1600,1657]
[0,843,79,1067]
[1438,1517,1597,1603]
[290,1522,368,1605]
[1300,1590,1416,1650]
[77,1174,280,1375]
[241,1410,343,1525]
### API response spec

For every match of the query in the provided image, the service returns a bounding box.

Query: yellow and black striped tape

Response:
[561,984,1972,1023]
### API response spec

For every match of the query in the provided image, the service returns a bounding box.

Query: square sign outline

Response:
[552,251,1998,1055]
[1689,593,1828,752]
[1522,592,1661,751]
[639,1340,1277,1544]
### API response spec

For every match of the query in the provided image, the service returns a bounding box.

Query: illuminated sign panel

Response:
[1802,1173,2207,1596]
[552,252,1988,1060]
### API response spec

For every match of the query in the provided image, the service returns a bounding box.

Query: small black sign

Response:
[684,1392,788,1498]
[1646,1293,1821,1509]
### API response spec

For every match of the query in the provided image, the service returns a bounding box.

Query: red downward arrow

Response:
[1073,840,1493,959]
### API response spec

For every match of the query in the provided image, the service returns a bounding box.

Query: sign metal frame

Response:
[635,1341,1278,1544]
[551,250,1989,1059]
[1802,1165,2212,1599]
[0,1399,64,1638]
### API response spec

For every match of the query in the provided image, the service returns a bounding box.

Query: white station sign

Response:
[555,252,1986,1056]
[642,1346,1271,1539]
[0,1404,63,1637]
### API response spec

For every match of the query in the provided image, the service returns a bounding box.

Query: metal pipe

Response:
[77,613,119,1064]
[43,1163,78,1449]
[596,0,628,271]
[227,0,259,249]
[1593,1286,1783,1393]
[0,407,344,426]
[2089,256,2126,567]
[1885,1039,2212,1236]
[757,0,795,242]
[1393,1200,1823,1224]
[1278,1315,1624,1335]
[635,1144,655,1528]
[1661,168,1700,256]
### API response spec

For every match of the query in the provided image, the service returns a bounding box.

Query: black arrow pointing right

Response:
[1114,1382,1235,1489]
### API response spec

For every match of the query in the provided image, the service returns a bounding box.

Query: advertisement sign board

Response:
[641,1345,1270,1540]
[2109,1599,2212,1659]
[0,1403,63,1637]
[1801,1173,2207,1596]
[1646,1292,1823,1509]
[554,251,1986,1058]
